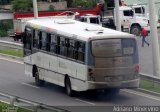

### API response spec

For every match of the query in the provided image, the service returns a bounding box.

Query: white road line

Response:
[0,57,23,64]
[75,98,95,105]
[21,82,39,89]
[122,89,160,102]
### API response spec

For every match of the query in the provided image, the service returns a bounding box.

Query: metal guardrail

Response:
[140,73,160,84]
[0,40,23,50]
[0,91,69,112]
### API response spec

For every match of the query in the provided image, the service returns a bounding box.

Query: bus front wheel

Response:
[65,77,74,97]
[34,69,45,87]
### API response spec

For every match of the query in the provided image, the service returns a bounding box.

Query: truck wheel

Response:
[65,76,74,97]
[130,25,141,36]
[34,69,45,87]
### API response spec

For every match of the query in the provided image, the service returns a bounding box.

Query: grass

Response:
[0,47,23,58]
[0,102,31,112]
[140,79,160,93]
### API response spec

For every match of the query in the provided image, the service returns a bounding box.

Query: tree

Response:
[65,0,73,7]
[73,0,96,8]
[12,0,32,12]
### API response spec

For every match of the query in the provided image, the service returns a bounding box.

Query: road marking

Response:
[75,98,95,105]
[122,89,160,102]
[22,82,39,89]
[0,57,23,64]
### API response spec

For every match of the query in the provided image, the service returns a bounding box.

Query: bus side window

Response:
[74,41,79,60]
[78,42,85,62]
[56,36,60,54]
[33,30,39,49]
[68,39,74,59]
[25,31,32,50]
[39,31,42,49]
[50,34,57,53]
[65,38,70,57]
[60,36,65,56]
[41,32,47,51]
[46,33,51,52]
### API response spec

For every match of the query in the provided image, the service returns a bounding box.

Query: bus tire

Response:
[65,76,74,97]
[34,68,45,87]
[130,24,141,36]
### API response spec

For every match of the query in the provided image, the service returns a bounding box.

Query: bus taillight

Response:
[88,68,95,81]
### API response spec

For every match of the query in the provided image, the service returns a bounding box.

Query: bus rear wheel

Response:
[130,25,141,36]
[65,77,74,97]
[34,69,45,87]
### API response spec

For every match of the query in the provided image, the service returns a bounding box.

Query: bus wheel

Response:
[65,77,74,97]
[130,25,141,36]
[34,69,45,87]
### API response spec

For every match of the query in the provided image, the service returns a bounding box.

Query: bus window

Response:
[24,27,32,56]
[33,30,39,49]
[60,36,65,56]
[65,38,70,57]
[57,36,60,54]
[92,38,136,58]
[50,34,57,53]
[92,39,122,58]
[46,33,51,52]
[74,41,79,60]
[39,31,42,49]
[41,32,47,51]
[68,39,75,59]
[78,42,85,62]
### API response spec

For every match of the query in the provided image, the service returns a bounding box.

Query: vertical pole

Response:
[149,0,160,77]
[33,0,38,19]
[115,0,121,31]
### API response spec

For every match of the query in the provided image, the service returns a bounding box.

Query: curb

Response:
[0,53,23,62]
[135,88,160,97]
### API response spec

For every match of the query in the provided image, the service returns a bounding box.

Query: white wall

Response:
[0,12,13,20]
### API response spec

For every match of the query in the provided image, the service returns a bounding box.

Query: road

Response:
[0,57,160,112]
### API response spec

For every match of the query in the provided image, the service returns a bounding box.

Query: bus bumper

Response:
[87,79,139,90]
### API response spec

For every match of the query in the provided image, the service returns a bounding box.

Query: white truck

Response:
[132,4,159,27]
[117,6,150,36]
[79,5,150,36]
[102,5,150,36]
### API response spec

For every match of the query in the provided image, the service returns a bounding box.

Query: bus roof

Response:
[26,18,134,41]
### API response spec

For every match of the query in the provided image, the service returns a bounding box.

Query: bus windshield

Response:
[91,38,136,58]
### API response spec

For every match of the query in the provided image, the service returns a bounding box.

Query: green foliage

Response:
[12,0,32,12]
[0,20,13,37]
[0,47,23,57]
[49,5,55,11]
[73,0,96,8]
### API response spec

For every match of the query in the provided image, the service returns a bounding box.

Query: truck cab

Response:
[117,6,150,36]
[78,14,102,26]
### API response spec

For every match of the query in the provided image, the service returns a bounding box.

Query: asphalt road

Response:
[0,57,160,112]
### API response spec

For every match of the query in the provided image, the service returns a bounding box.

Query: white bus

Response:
[23,18,139,96]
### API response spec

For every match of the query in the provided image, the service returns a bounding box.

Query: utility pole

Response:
[33,0,38,19]
[115,0,121,31]
[149,0,160,77]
